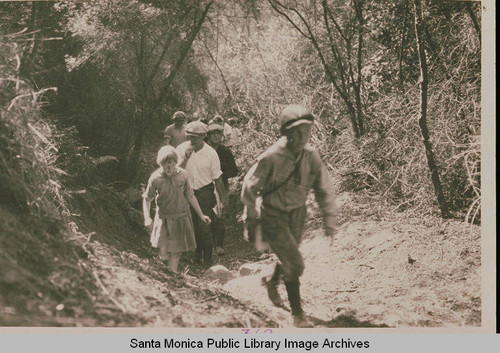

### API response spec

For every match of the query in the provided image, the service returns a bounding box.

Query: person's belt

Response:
[194,182,214,193]
[262,202,285,213]
[262,202,305,214]
[161,211,190,220]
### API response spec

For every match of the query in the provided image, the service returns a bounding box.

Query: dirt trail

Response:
[223,216,480,328]
[77,191,480,328]
[84,241,276,327]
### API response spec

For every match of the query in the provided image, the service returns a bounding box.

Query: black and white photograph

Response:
[0,0,495,335]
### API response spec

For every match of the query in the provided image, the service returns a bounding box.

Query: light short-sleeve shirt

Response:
[176,141,223,190]
[163,124,187,148]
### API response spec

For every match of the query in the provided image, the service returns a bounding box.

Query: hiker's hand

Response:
[244,205,258,220]
[144,217,153,231]
[325,227,336,245]
[220,195,229,211]
[185,147,194,159]
[201,214,211,225]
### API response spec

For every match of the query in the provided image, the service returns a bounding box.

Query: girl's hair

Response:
[156,145,179,165]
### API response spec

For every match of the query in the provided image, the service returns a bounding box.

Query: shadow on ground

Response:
[308,314,389,328]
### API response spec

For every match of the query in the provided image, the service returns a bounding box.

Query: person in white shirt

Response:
[176,121,227,268]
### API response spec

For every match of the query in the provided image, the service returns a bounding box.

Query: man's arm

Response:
[241,159,270,219]
[187,193,211,224]
[223,148,239,179]
[163,126,172,141]
[313,157,337,237]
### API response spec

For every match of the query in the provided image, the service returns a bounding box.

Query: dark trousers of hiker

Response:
[191,183,216,267]
[211,216,225,248]
[261,204,307,317]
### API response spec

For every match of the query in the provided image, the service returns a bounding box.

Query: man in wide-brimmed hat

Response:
[241,104,337,328]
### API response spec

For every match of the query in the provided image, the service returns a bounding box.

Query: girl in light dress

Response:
[143,146,210,272]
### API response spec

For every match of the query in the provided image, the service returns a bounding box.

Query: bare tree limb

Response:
[152,0,214,113]
[267,0,311,40]
[414,0,450,218]
[398,0,409,90]
[465,2,481,43]
[200,36,232,98]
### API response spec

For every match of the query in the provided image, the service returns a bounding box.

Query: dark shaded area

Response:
[69,186,151,258]
[313,314,390,328]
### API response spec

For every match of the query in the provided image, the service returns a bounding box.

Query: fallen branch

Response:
[199,294,221,303]
[382,170,401,197]
[91,270,127,313]
[326,289,358,293]
[358,264,375,269]
[342,169,379,182]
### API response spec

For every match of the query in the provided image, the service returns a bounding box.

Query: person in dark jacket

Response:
[206,123,239,254]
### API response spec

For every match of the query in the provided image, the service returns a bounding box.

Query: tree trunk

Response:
[353,0,365,136]
[123,0,214,182]
[271,0,365,138]
[398,0,409,90]
[465,2,481,44]
[414,0,451,218]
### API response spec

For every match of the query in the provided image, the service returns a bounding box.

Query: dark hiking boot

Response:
[262,277,283,307]
[284,279,310,327]
[293,314,314,328]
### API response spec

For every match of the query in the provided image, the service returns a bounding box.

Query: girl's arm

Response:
[142,197,153,230]
[187,193,211,224]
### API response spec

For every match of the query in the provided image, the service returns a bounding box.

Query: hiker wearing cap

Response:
[163,111,187,148]
[206,123,239,255]
[241,104,337,328]
[206,124,239,188]
[211,114,234,147]
[176,121,227,268]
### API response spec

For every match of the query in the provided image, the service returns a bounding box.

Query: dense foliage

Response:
[1,0,481,220]
[197,0,481,221]
[0,22,106,326]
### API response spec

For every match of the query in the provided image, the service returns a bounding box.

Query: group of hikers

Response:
[142,104,337,328]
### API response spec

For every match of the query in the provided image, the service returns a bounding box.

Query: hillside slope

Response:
[1,186,480,328]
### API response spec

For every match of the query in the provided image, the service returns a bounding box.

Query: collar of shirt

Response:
[270,137,305,162]
[160,168,181,179]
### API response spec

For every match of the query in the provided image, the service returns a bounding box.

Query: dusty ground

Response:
[223,214,481,328]
[220,192,481,328]
[74,190,481,328]
[0,188,481,328]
